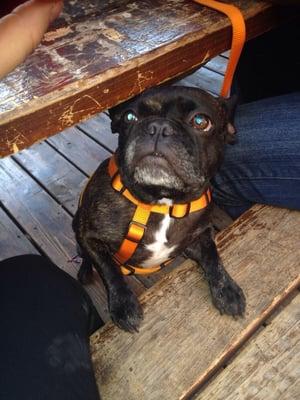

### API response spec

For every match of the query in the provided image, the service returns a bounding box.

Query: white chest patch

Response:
[142,214,177,268]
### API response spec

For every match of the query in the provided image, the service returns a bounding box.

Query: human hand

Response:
[0,0,63,79]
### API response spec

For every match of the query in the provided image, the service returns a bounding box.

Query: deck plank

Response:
[14,141,87,215]
[0,157,109,320]
[178,67,222,94]
[204,56,227,75]
[90,205,300,400]
[1,149,146,315]
[47,127,110,176]
[195,294,300,400]
[78,113,118,153]
[0,207,39,260]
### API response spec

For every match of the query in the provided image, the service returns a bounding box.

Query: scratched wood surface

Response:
[195,294,300,400]
[0,0,284,156]
[90,205,300,400]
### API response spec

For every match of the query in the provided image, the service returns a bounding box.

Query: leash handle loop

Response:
[193,0,246,98]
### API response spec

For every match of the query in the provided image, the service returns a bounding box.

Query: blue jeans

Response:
[212,92,300,219]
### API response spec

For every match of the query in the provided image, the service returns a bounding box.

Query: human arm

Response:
[0,0,63,79]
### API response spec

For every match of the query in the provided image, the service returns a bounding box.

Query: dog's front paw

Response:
[109,290,143,333]
[210,273,246,317]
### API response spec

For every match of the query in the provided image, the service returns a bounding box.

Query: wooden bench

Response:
[0,0,290,157]
[196,294,300,400]
[90,205,300,399]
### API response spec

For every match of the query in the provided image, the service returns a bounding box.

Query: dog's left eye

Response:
[190,114,212,131]
[124,111,138,123]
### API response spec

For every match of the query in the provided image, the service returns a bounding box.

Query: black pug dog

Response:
[73,86,245,333]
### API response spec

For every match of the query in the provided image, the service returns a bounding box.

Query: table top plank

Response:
[90,205,300,400]
[0,0,282,156]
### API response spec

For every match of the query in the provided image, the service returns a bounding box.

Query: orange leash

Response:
[193,0,246,98]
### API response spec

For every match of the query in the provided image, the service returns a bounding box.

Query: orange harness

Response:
[108,156,211,275]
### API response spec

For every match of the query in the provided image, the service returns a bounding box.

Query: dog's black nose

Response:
[147,121,174,137]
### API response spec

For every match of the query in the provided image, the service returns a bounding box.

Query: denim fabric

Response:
[212,92,300,219]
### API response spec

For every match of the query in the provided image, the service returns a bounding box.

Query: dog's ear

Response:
[218,94,238,144]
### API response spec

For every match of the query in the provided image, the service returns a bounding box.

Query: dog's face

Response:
[109,86,236,203]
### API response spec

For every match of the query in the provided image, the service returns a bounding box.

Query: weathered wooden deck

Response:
[1,55,299,398]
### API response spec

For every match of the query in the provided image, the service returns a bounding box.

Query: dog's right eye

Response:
[124,111,138,123]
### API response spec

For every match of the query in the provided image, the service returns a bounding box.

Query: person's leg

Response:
[212,92,300,219]
[0,254,102,400]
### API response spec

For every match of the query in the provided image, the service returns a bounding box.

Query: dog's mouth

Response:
[133,153,186,190]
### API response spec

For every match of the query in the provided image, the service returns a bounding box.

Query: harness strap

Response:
[108,156,211,274]
[193,0,246,98]
[109,156,211,218]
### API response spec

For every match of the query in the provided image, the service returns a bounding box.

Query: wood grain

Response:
[47,127,110,176]
[204,56,227,75]
[14,141,88,215]
[90,205,300,400]
[0,0,286,156]
[178,67,222,94]
[0,207,39,260]
[195,294,300,400]
[0,157,110,320]
[0,151,145,317]
[78,113,118,153]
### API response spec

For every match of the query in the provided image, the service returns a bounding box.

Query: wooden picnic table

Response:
[0,0,289,157]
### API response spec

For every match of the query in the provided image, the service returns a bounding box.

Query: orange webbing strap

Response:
[114,204,151,265]
[108,155,212,275]
[120,264,162,276]
[109,156,211,217]
[193,0,246,97]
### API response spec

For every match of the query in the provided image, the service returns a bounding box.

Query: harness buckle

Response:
[126,221,147,243]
